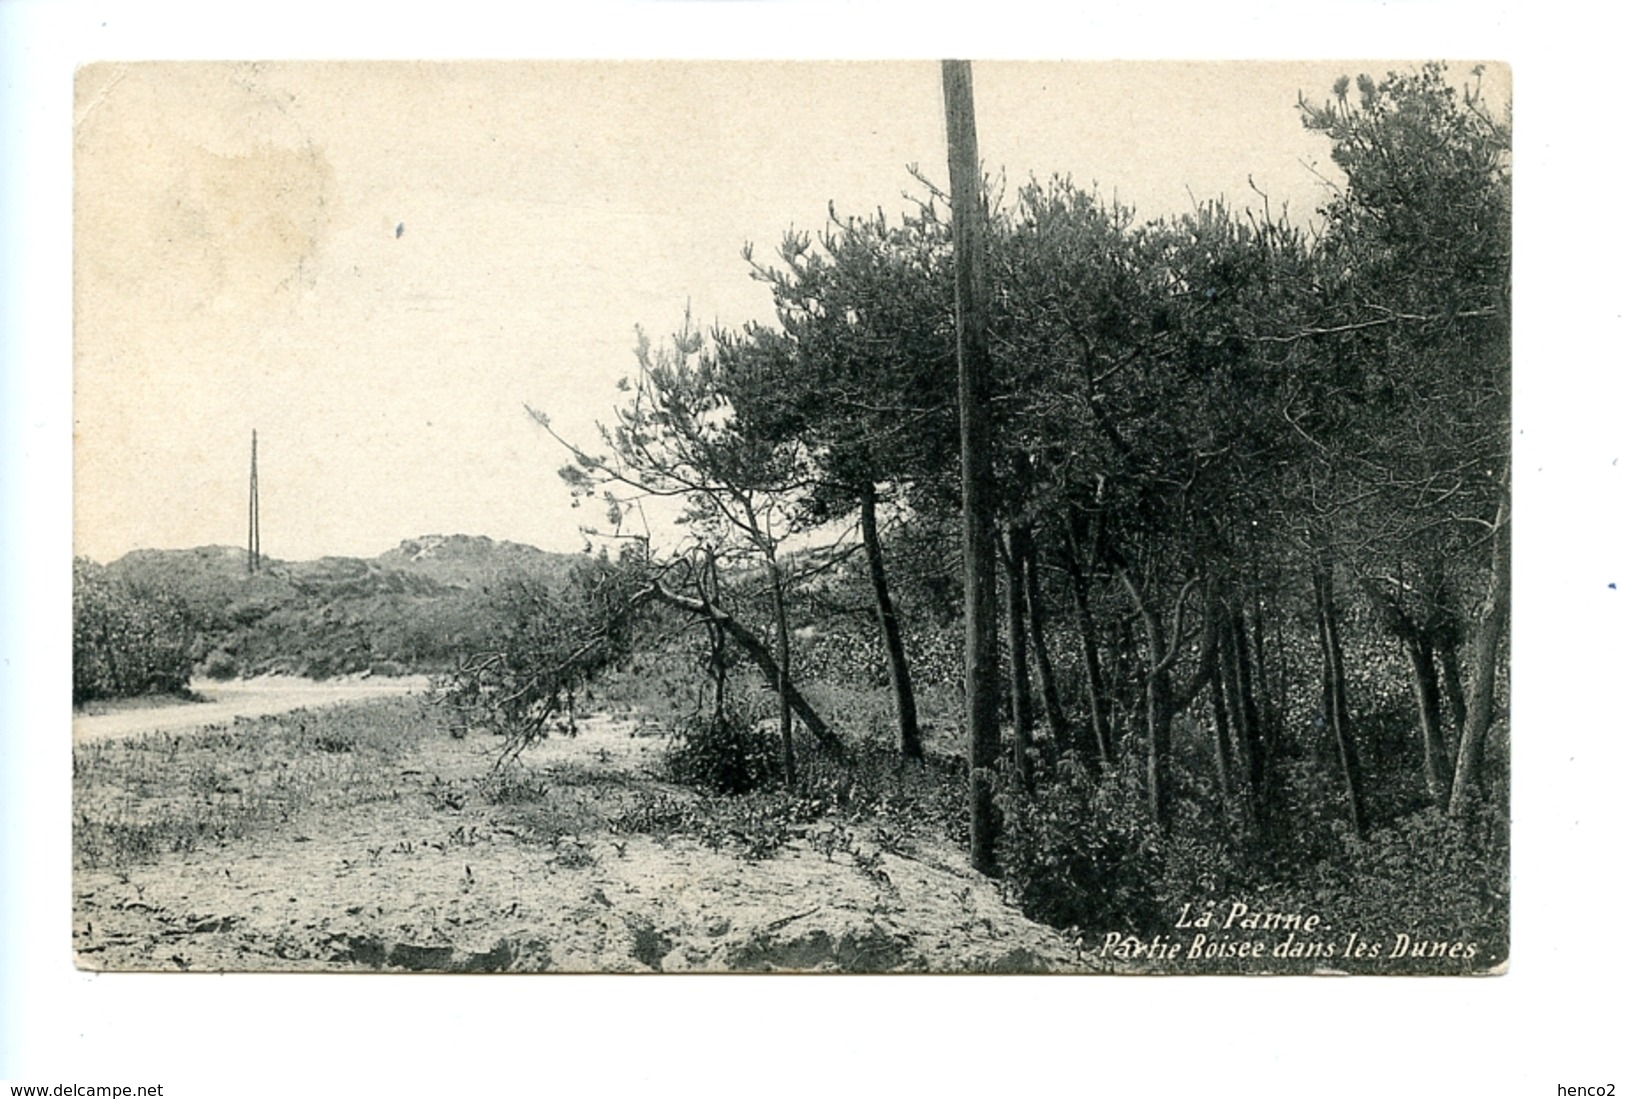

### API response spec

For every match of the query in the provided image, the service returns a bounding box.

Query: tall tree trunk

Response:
[705,549,727,724]
[768,557,796,788]
[709,621,727,724]
[1120,571,1206,831]
[1247,554,1276,746]
[1438,642,1468,743]
[1450,489,1511,817]
[1270,591,1289,748]
[943,59,1001,874]
[1121,572,1170,829]
[1218,606,1260,839]
[1209,656,1234,823]
[1421,558,1468,744]
[1021,529,1073,756]
[1058,528,1111,768]
[1313,557,1366,837]
[1402,632,1450,804]
[858,482,922,760]
[1233,604,1264,755]
[1365,577,1451,805]
[1001,529,1035,791]
[1145,667,1174,830]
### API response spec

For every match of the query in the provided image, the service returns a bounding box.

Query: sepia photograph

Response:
[10,1,1625,1092]
[69,58,1511,976]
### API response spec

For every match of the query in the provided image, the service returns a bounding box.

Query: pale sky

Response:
[74,60,1509,562]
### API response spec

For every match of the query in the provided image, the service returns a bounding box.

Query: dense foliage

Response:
[73,558,200,704]
[457,64,1512,965]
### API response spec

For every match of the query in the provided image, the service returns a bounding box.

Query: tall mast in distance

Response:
[248,429,260,573]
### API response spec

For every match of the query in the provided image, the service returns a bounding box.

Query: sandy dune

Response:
[74,707,1089,973]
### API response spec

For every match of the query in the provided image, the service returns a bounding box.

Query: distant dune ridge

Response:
[93,535,588,682]
[109,534,582,594]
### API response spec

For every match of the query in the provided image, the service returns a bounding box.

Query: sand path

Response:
[73,675,433,744]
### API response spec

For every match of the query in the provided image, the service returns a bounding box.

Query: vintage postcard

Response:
[72,60,1510,974]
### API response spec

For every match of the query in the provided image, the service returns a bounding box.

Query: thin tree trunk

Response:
[1247,591,1286,846]
[1272,595,1289,749]
[1248,555,1276,747]
[1314,557,1366,837]
[1022,530,1073,755]
[1120,571,1185,831]
[1146,672,1173,830]
[1001,529,1035,791]
[1403,633,1449,804]
[1438,642,1467,742]
[768,558,796,788]
[1366,577,1451,805]
[1209,656,1234,822]
[643,580,843,760]
[709,621,727,724]
[1450,489,1511,817]
[859,482,922,760]
[943,59,1001,874]
[1421,558,1467,743]
[1128,577,1170,829]
[1218,607,1260,839]
[1234,605,1264,755]
[1059,529,1111,768]
[705,549,727,724]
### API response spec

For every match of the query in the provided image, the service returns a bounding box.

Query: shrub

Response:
[665,709,779,795]
[996,758,1166,937]
[74,558,198,704]
[303,650,339,681]
[1269,795,1510,970]
[198,649,239,680]
[793,736,966,840]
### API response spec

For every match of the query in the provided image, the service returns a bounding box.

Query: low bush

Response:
[992,732,1509,970]
[198,649,239,680]
[793,736,966,841]
[612,787,805,861]
[665,709,780,795]
[623,710,967,862]
[1265,793,1510,970]
[995,757,1166,936]
[74,558,199,704]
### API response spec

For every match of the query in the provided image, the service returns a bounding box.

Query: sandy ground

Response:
[73,675,433,744]
[73,703,1093,974]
